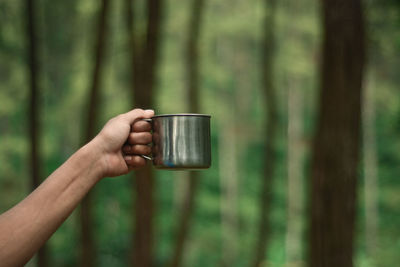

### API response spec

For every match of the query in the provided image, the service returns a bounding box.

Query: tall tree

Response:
[252,0,278,265]
[309,0,366,266]
[26,0,48,266]
[80,0,110,266]
[127,0,163,266]
[219,40,253,267]
[284,1,311,265]
[169,0,205,266]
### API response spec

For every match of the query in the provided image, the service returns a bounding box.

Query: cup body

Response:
[151,114,211,170]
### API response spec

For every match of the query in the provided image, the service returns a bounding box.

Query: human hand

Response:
[93,109,154,177]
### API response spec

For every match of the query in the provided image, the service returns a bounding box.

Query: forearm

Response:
[0,108,153,266]
[0,139,104,266]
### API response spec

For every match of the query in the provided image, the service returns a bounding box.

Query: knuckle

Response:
[128,132,152,144]
[133,156,145,165]
[132,121,143,130]
[132,145,140,153]
[132,145,151,154]
[129,133,140,141]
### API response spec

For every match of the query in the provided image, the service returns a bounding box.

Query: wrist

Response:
[81,137,108,180]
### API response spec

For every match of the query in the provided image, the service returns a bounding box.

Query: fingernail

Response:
[145,109,154,115]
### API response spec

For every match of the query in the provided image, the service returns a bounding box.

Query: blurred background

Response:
[0,0,399,266]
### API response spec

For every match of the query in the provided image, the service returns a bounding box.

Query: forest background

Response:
[0,0,399,266]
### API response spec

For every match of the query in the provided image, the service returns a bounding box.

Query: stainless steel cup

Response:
[143,114,211,170]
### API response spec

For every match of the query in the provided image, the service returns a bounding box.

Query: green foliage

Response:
[0,0,399,266]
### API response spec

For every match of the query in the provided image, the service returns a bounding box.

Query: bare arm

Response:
[0,108,154,266]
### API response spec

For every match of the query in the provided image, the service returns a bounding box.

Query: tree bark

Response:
[252,0,278,266]
[80,0,110,266]
[362,70,379,264]
[129,0,163,266]
[26,0,48,266]
[169,0,205,266]
[309,0,365,266]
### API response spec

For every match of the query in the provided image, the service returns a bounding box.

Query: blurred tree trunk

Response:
[80,0,110,266]
[252,0,278,266]
[127,0,163,266]
[169,0,205,266]
[362,70,379,264]
[219,37,255,267]
[309,0,365,266]
[26,0,48,266]
[285,78,305,267]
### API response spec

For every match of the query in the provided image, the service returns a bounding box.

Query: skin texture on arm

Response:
[0,108,154,267]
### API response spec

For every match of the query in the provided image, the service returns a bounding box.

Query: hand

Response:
[93,109,154,177]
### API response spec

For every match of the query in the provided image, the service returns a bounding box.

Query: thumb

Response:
[123,108,155,124]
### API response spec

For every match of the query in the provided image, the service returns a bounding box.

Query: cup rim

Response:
[152,113,211,118]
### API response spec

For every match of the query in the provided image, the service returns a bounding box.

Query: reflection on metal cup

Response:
[147,114,211,170]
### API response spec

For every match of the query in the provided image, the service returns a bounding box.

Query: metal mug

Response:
[141,114,211,170]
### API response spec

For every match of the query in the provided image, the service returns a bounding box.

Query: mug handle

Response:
[140,155,153,161]
[138,118,153,161]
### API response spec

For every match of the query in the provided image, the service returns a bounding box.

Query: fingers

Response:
[124,155,147,169]
[123,144,151,155]
[119,108,154,172]
[123,109,154,124]
[128,132,152,144]
[132,120,152,132]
